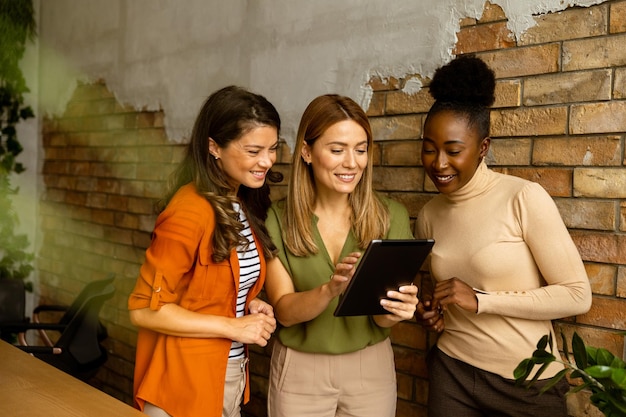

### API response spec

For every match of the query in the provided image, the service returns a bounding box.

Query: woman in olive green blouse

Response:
[264,94,417,417]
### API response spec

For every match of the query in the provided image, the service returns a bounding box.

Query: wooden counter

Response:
[0,340,144,417]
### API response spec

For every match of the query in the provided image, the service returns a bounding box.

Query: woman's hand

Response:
[433,277,478,313]
[248,297,275,318]
[374,284,418,327]
[415,299,444,333]
[232,311,276,347]
[325,252,361,299]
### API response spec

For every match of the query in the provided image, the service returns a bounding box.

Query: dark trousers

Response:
[427,346,569,417]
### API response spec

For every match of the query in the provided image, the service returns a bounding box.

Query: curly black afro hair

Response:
[429,54,495,107]
[425,55,495,139]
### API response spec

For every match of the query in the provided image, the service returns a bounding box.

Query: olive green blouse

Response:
[266,196,413,354]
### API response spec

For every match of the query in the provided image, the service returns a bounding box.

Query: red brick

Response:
[494,80,521,108]
[366,91,386,116]
[370,115,422,140]
[533,136,621,166]
[556,323,625,359]
[523,69,612,106]
[387,192,433,219]
[571,231,626,264]
[414,378,429,406]
[489,138,531,166]
[397,400,428,417]
[393,346,428,377]
[610,1,626,33]
[570,102,626,134]
[577,296,626,330]
[381,141,421,166]
[372,167,423,192]
[584,263,617,296]
[555,198,616,231]
[519,4,607,45]
[479,44,560,78]
[385,89,433,115]
[107,195,129,211]
[491,107,567,137]
[563,33,626,71]
[396,372,413,400]
[454,21,515,54]
[391,321,428,350]
[617,266,626,298]
[502,167,572,197]
[574,168,626,198]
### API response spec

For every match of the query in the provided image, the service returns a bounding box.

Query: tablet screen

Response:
[333,239,434,317]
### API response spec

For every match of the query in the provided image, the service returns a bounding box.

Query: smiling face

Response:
[301,120,368,197]
[210,125,278,193]
[421,110,490,194]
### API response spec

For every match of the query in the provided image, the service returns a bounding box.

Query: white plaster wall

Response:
[34,0,607,146]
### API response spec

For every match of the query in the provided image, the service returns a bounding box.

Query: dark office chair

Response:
[29,274,115,347]
[3,280,116,381]
[0,278,29,342]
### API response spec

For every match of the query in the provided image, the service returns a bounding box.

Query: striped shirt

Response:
[229,203,261,359]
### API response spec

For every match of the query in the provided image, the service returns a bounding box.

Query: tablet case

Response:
[333,239,434,317]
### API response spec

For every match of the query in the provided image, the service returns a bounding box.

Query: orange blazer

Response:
[128,184,266,417]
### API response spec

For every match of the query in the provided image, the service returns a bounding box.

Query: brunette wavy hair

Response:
[159,85,282,262]
[281,94,390,256]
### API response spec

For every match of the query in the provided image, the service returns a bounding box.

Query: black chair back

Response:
[34,282,116,380]
[0,279,27,341]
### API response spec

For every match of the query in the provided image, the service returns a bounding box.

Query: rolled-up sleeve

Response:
[129,194,209,311]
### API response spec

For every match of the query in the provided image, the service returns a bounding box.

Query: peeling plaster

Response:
[402,78,424,96]
[34,0,609,146]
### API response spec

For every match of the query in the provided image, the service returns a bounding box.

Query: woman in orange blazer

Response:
[128,86,281,417]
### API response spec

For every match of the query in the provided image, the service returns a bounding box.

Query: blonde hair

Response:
[282,94,389,256]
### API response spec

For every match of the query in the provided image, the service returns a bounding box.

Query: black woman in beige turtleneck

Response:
[415,55,591,417]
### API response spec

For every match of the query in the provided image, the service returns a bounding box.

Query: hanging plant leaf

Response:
[0,0,36,291]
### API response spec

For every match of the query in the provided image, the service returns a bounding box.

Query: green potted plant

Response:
[514,332,626,417]
[0,0,36,289]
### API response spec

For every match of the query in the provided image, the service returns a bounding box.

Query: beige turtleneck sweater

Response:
[417,162,592,378]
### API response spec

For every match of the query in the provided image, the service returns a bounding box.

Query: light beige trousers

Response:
[143,357,247,417]
[267,338,397,417]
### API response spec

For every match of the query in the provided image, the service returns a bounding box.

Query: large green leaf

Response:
[593,348,617,367]
[531,349,556,364]
[561,332,571,363]
[586,365,614,379]
[516,332,626,417]
[537,334,550,350]
[610,368,626,390]
[572,332,588,369]
[514,358,534,381]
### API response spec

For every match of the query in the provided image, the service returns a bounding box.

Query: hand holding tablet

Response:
[333,239,434,316]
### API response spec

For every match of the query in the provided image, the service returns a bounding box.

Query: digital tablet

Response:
[333,239,434,317]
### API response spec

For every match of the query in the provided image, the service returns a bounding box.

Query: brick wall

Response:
[359,2,625,416]
[39,1,625,416]
[40,81,184,402]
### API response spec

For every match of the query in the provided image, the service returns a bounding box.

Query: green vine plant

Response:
[0,0,36,290]
[514,332,626,417]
